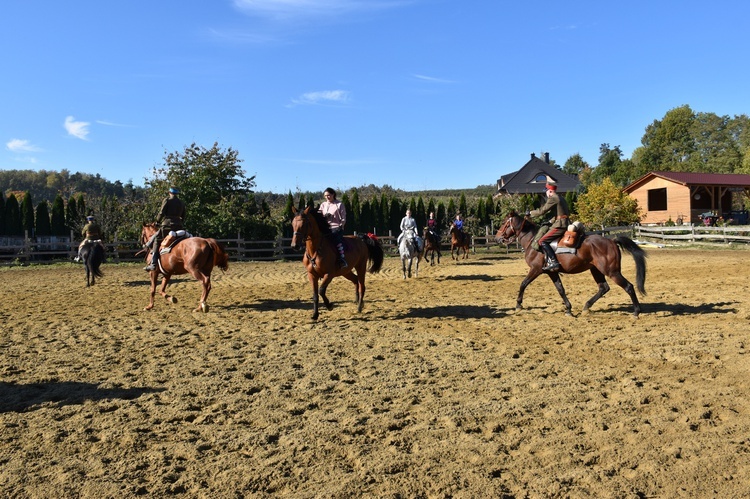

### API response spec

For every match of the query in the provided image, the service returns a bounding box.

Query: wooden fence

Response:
[2,224,745,264]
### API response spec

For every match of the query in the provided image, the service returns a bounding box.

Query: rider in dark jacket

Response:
[528,178,569,272]
[145,187,186,271]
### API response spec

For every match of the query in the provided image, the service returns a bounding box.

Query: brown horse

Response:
[449,223,470,260]
[291,206,384,320]
[140,223,229,312]
[496,212,647,317]
[422,226,441,265]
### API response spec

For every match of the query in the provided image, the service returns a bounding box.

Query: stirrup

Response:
[144,264,156,271]
[543,259,561,272]
[337,258,348,269]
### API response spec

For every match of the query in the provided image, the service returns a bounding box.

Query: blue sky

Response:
[2,1,749,194]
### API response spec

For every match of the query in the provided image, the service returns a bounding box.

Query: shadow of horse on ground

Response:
[607,301,739,316]
[437,274,502,282]
[397,304,509,320]
[0,382,165,413]
[227,299,312,312]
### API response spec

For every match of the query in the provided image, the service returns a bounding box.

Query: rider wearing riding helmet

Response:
[75,215,103,262]
[527,177,569,272]
[145,186,186,271]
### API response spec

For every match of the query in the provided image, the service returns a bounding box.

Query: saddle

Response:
[555,222,586,253]
[159,230,190,254]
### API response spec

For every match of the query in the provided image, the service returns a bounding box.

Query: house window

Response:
[647,188,667,211]
[534,174,547,183]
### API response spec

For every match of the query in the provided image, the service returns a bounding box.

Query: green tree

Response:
[562,153,589,178]
[638,104,696,172]
[146,142,257,238]
[576,178,641,229]
[5,194,22,236]
[51,195,66,236]
[0,193,5,235]
[458,193,468,216]
[35,201,51,236]
[21,192,34,236]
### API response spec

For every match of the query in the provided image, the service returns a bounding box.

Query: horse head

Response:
[291,206,322,251]
[141,223,159,246]
[496,212,525,244]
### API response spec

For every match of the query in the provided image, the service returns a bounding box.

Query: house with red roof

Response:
[623,171,750,225]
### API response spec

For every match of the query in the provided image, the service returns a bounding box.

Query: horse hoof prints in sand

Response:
[140,223,229,313]
[291,206,384,320]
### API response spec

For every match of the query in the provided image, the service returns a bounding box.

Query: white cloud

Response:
[233,0,411,20]
[288,89,351,107]
[6,138,41,153]
[64,116,90,140]
[412,74,455,84]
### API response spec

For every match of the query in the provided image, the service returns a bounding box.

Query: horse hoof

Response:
[201,302,209,313]
[169,296,177,304]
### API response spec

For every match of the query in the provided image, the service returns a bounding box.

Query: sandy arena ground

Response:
[1,245,749,498]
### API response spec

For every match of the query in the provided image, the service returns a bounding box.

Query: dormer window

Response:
[533,174,547,183]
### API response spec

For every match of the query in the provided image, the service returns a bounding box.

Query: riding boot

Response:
[540,242,561,272]
[336,243,348,268]
[144,248,159,271]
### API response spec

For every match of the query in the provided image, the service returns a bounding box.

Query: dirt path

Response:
[1,247,749,497]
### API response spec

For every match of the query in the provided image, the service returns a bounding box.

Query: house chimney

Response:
[544,152,550,164]
[530,153,536,159]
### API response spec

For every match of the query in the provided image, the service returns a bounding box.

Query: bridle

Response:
[498,214,527,244]
[291,213,311,247]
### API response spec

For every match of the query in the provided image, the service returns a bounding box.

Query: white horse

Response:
[399,228,422,279]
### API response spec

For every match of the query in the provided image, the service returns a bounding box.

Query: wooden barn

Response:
[623,171,750,225]
[495,153,581,197]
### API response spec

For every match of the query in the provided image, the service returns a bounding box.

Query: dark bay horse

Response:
[140,223,229,312]
[496,212,647,317]
[80,241,105,287]
[422,227,441,265]
[449,223,470,260]
[291,206,384,320]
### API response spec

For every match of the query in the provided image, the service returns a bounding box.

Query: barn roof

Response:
[623,171,750,193]
[495,153,581,195]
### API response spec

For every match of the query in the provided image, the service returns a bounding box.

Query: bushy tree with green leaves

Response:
[145,142,258,238]
[576,177,641,229]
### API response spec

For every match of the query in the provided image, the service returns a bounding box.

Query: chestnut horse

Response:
[140,223,229,312]
[422,226,441,265]
[291,206,384,320]
[496,212,647,317]
[449,223,470,260]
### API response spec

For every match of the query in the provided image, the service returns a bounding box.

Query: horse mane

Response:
[309,207,332,235]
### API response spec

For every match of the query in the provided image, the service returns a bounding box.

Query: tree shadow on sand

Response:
[397,304,509,320]
[0,382,165,413]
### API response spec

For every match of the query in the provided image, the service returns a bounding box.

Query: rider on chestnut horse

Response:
[527,177,569,272]
[145,186,186,272]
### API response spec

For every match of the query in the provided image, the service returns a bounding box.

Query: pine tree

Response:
[51,195,66,236]
[0,194,5,235]
[21,192,34,236]
[35,202,51,236]
[5,194,22,236]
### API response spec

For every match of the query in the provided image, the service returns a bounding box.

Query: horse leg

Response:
[145,273,159,311]
[548,273,573,316]
[402,258,407,279]
[319,274,334,311]
[582,268,610,315]
[516,268,542,311]
[308,273,320,320]
[608,272,642,318]
[186,268,212,312]
[159,276,176,304]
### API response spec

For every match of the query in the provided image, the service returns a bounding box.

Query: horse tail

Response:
[615,236,647,296]
[91,245,105,278]
[363,235,384,273]
[207,239,229,272]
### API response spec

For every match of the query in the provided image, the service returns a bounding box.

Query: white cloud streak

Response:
[288,89,351,107]
[6,138,41,153]
[412,74,455,83]
[233,0,412,20]
[64,116,91,140]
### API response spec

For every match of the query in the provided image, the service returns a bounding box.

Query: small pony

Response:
[398,227,421,279]
[79,240,105,287]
